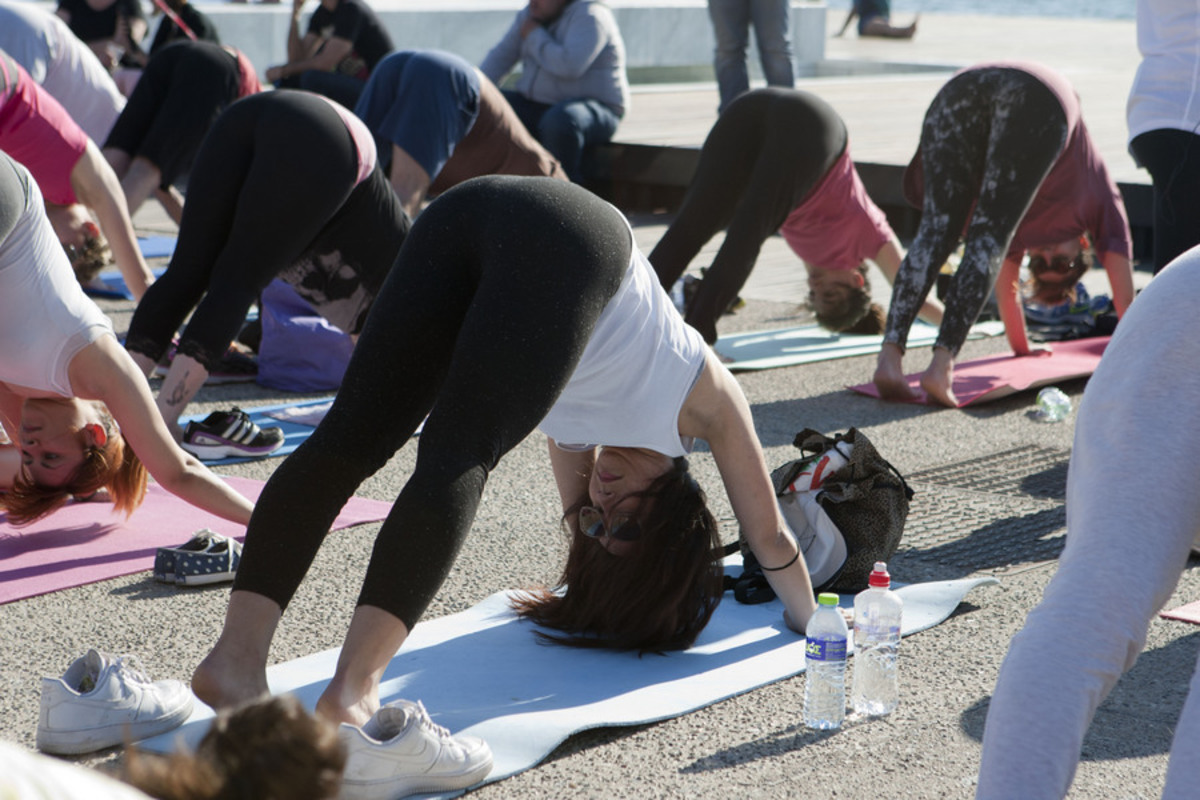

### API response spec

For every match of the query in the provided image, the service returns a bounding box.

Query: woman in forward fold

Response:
[123,90,409,458]
[193,176,820,740]
[650,87,942,344]
[0,151,252,526]
[0,47,156,299]
[102,39,261,225]
[873,61,1135,407]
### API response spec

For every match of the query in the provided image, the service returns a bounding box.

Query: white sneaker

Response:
[37,649,194,755]
[339,700,493,799]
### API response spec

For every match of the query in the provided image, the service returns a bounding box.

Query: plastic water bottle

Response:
[1034,387,1071,423]
[852,562,903,717]
[804,592,848,730]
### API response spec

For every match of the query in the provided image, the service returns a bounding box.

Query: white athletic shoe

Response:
[338,700,493,799]
[36,649,194,755]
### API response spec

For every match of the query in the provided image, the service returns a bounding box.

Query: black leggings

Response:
[103,41,243,189]
[1130,128,1200,274]
[125,91,364,370]
[884,67,1068,354]
[649,88,846,344]
[231,176,632,628]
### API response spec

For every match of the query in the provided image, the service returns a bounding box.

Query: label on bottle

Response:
[806,636,847,662]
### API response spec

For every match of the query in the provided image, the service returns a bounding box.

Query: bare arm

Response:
[69,141,155,301]
[68,336,253,525]
[286,0,318,63]
[387,145,432,219]
[0,384,24,490]
[1100,251,1135,317]
[872,239,943,325]
[995,255,1034,355]
[679,351,819,633]
[547,439,595,511]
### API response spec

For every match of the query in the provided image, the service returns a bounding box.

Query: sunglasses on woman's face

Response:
[578,506,642,541]
[1029,253,1082,276]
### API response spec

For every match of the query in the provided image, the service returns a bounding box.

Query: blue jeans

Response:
[708,0,795,113]
[502,90,622,183]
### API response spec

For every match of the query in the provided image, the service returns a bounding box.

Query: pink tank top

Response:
[317,94,376,186]
[0,54,87,206]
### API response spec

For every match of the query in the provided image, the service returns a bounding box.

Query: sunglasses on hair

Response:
[578,506,642,542]
[1029,253,1082,276]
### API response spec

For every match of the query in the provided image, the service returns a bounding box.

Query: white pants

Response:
[976,249,1200,799]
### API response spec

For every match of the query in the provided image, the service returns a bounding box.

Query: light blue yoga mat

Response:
[714,320,1006,371]
[139,571,997,795]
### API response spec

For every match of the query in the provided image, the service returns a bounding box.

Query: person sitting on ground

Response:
[480,0,630,183]
[353,48,567,218]
[0,0,126,145]
[1,695,344,800]
[266,0,393,111]
[123,90,410,458]
[872,61,1135,407]
[650,87,942,345]
[975,247,1200,799]
[0,151,253,527]
[0,47,156,300]
[56,0,148,74]
[191,177,823,763]
[103,39,262,225]
[834,0,917,39]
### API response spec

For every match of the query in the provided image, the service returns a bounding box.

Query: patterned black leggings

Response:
[231,176,631,629]
[883,67,1068,354]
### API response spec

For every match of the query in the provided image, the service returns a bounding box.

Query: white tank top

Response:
[538,225,707,458]
[0,158,113,397]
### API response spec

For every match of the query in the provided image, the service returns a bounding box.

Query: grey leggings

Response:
[884,67,1068,355]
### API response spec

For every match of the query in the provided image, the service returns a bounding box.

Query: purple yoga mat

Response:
[0,477,390,605]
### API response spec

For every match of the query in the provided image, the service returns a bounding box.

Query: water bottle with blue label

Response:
[804,592,848,730]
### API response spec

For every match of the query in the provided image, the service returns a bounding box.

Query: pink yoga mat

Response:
[0,477,391,605]
[849,337,1109,407]
[1161,600,1200,626]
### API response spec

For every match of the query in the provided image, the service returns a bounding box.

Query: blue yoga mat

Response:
[138,570,998,795]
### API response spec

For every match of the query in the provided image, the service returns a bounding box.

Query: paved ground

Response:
[2,11,1195,800]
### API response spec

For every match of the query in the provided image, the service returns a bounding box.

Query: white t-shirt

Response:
[1127,0,1200,142]
[0,156,113,397]
[0,0,126,144]
[538,231,707,458]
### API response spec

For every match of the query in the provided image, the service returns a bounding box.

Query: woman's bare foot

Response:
[873,343,919,401]
[919,347,959,407]
[192,648,271,711]
[316,676,379,727]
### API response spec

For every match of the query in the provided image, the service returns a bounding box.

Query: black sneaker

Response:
[181,408,284,460]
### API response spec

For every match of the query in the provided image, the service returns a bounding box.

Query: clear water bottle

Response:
[804,592,848,730]
[1034,386,1071,423]
[852,562,902,716]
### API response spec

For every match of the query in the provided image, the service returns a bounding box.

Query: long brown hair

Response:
[123,695,345,800]
[1,409,147,525]
[511,458,725,653]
